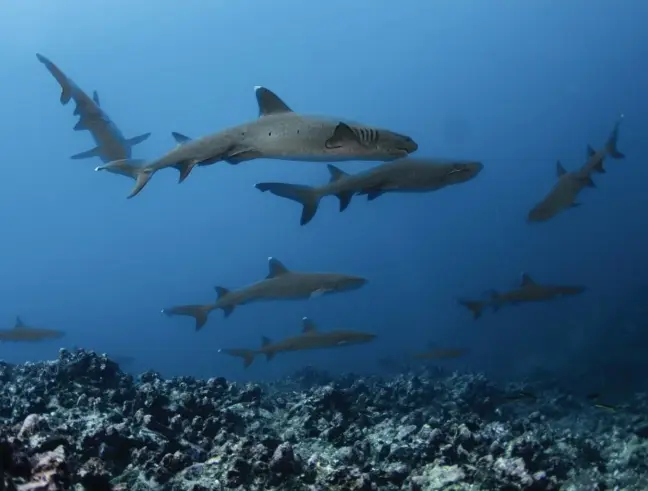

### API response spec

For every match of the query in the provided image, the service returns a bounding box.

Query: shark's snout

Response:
[338,276,368,292]
[401,136,418,154]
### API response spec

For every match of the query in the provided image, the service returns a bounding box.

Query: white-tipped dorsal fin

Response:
[521,273,535,287]
[267,257,289,278]
[556,161,566,178]
[301,317,317,333]
[254,86,293,117]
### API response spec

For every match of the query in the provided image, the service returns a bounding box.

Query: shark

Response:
[0,316,65,342]
[255,158,483,225]
[527,161,595,222]
[36,53,151,166]
[458,273,586,319]
[95,86,419,198]
[575,114,625,177]
[218,316,376,368]
[161,257,368,330]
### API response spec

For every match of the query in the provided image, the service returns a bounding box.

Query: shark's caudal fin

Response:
[218,348,256,368]
[255,182,320,225]
[94,159,154,198]
[458,299,484,319]
[35,53,72,105]
[161,305,211,331]
[604,114,625,159]
[126,133,151,147]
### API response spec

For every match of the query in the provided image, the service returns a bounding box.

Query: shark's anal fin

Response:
[301,317,317,333]
[336,192,353,211]
[126,133,151,147]
[266,257,289,278]
[254,86,293,117]
[70,146,101,160]
[521,273,536,287]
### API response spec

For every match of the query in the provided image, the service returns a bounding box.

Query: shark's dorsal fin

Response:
[586,145,595,157]
[324,123,361,149]
[261,336,272,347]
[521,273,536,287]
[126,133,151,147]
[92,90,101,106]
[15,316,25,329]
[556,161,566,178]
[267,257,289,278]
[301,317,317,333]
[214,286,230,299]
[172,132,192,145]
[327,164,349,183]
[254,86,293,117]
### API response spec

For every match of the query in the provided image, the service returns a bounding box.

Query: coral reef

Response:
[1,349,647,490]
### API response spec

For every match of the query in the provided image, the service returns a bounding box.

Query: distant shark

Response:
[36,53,151,167]
[459,273,585,319]
[161,257,368,330]
[0,316,65,342]
[96,86,418,198]
[527,161,594,222]
[218,316,376,368]
[528,115,625,223]
[255,158,483,225]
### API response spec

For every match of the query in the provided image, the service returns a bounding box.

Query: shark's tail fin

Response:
[605,114,625,159]
[218,348,256,368]
[458,299,485,319]
[255,182,321,225]
[161,305,212,331]
[94,159,155,198]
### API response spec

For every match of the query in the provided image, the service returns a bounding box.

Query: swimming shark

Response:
[218,316,376,368]
[36,53,151,166]
[255,158,483,225]
[0,316,65,342]
[527,161,594,222]
[576,114,625,177]
[95,86,418,198]
[458,273,586,319]
[161,257,368,330]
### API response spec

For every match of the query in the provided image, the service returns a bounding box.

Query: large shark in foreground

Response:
[161,257,368,330]
[459,273,586,319]
[36,53,151,166]
[255,158,483,225]
[96,86,418,198]
[0,316,65,342]
[218,316,376,368]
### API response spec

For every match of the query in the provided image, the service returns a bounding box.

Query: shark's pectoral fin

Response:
[222,306,234,318]
[70,146,101,160]
[325,122,361,149]
[336,192,353,212]
[310,289,330,298]
[126,133,151,147]
[224,149,263,165]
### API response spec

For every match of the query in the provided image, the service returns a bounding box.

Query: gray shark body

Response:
[96,86,418,198]
[0,316,65,343]
[219,316,376,368]
[36,53,150,167]
[459,273,585,319]
[161,257,367,330]
[256,158,483,225]
[527,161,593,222]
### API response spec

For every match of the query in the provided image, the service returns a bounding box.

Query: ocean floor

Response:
[1,349,647,490]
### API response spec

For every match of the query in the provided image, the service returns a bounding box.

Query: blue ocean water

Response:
[0,0,646,394]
